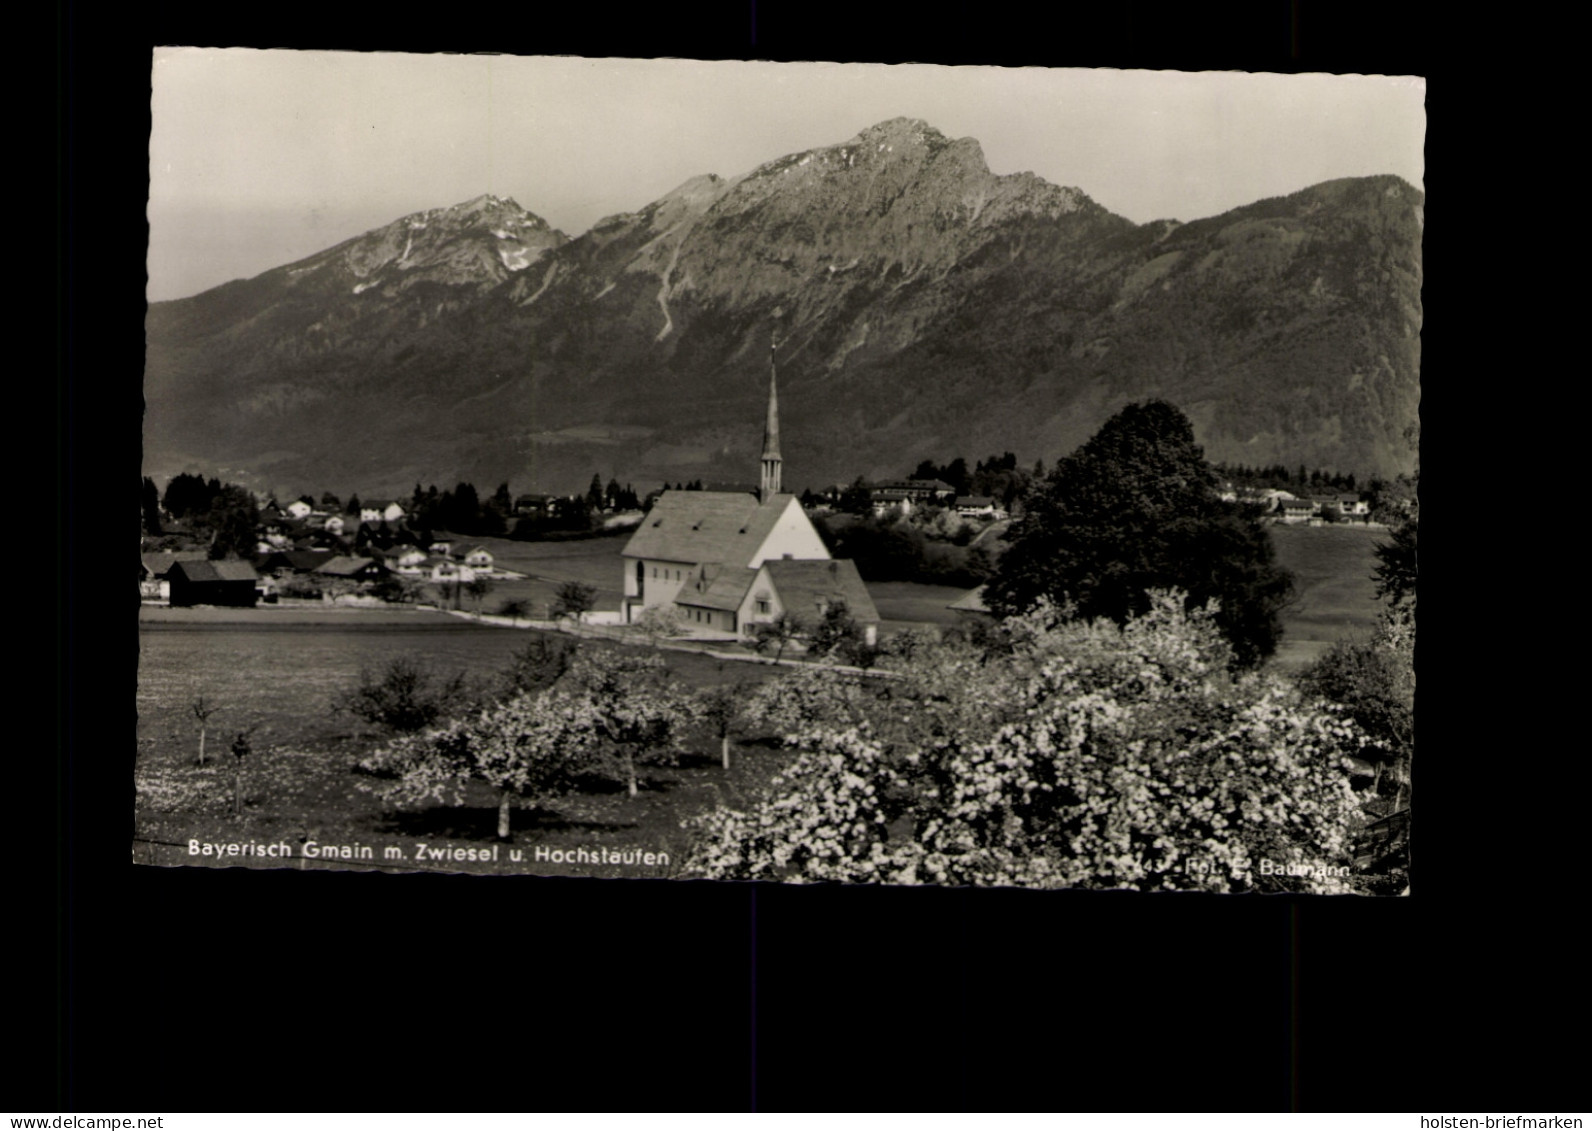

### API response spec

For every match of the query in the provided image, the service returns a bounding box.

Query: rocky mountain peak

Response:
[145,118,1421,496]
[849,116,947,146]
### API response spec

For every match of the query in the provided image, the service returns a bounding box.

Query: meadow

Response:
[1268,523,1386,670]
[134,521,1389,876]
[135,606,792,878]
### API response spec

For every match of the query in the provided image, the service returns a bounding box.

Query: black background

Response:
[54,1,1548,1114]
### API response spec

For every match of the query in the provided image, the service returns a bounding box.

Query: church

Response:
[620,349,879,646]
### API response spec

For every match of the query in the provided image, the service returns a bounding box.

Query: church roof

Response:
[761,558,880,624]
[947,585,991,613]
[674,563,758,612]
[623,491,796,566]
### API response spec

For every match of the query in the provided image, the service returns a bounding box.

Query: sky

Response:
[148,50,1426,302]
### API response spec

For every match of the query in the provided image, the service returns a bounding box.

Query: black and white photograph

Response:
[137,50,1423,896]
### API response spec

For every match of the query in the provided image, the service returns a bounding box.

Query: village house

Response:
[284,500,314,520]
[955,495,1006,520]
[360,500,407,525]
[463,546,495,572]
[167,559,260,607]
[383,546,428,574]
[621,345,876,643]
[257,548,336,577]
[514,494,553,518]
[1275,496,1320,524]
[427,558,479,584]
[1332,494,1371,519]
[312,556,389,586]
[140,551,207,601]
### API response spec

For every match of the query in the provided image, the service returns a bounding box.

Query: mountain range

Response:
[144,117,1423,497]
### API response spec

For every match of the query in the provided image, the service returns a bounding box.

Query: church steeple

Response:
[760,335,782,503]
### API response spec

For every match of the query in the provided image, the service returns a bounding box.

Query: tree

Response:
[228,727,258,817]
[586,474,605,512]
[141,477,163,536]
[809,601,862,659]
[985,400,1293,668]
[1299,602,1415,815]
[697,678,753,770]
[564,650,687,797]
[497,598,532,625]
[465,575,495,615]
[688,593,1367,893]
[550,581,598,623]
[334,657,473,734]
[498,634,577,701]
[345,493,362,516]
[1372,517,1418,606]
[635,603,684,648]
[360,689,598,839]
[205,485,261,560]
[752,611,806,664]
[190,695,220,765]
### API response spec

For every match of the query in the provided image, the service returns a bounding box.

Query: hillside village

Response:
[140,469,1411,611]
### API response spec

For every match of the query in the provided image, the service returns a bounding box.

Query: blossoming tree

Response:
[564,649,689,798]
[687,593,1370,893]
[360,689,598,838]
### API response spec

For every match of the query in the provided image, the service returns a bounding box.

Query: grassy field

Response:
[866,580,973,632]
[134,522,1387,876]
[422,531,634,618]
[1268,523,1387,671]
[135,605,790,878]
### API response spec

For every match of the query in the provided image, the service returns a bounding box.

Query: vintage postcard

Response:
[140,51,1422,893]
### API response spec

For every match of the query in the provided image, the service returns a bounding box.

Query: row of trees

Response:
[909,451,1039,500]
[143,474,260,559]
[1214,461,1362,493]
[352,640,738,837]
[814,512,996,588]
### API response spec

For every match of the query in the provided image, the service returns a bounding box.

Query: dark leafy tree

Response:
[496,598,532,625]
[942,457,970,495]
[985,400,1293,668]
[809,601,863,658]
[499,634,577,699]
[550,581,598,623]
[141,477,163,535]
[753,612,806,664]
[465,575,494,614]
[162,472,223,520]
[1372,517,1418,606]
[345,493,362,516]
[335,657,474,734]
[206,485,261,560]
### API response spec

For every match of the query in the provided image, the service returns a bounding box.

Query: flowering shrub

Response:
[740,665,874,743]
[686,592,1368,893]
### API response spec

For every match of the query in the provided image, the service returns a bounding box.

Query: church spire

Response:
[760,334,782,503]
